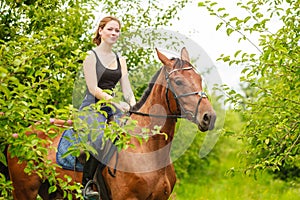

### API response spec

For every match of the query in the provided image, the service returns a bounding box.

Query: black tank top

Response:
[92,49,122,90]
[81,50,122,108]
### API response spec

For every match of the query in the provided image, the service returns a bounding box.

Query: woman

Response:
[79,16,136,197]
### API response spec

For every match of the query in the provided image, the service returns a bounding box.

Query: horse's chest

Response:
[142,167,176,199]
[153,177,173,199]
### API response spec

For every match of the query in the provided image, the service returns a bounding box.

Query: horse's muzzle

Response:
[198,111,216,132]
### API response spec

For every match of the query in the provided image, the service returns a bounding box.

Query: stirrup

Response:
[83,180,100,200]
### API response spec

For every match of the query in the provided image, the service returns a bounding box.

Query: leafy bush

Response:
[199,0,300,184]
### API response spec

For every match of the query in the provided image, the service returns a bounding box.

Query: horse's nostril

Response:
[203,113,210,122]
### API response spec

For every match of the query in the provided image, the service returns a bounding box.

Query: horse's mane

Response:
[131,57,189,111]
[131,67,162,111]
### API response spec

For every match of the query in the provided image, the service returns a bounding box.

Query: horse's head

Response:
[156,47,216,132]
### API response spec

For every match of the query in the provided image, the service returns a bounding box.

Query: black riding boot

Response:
[82,155,99,197]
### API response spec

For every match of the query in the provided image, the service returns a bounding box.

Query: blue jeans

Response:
[78,95,122,161]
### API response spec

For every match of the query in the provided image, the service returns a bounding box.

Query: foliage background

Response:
[198,0,300,185]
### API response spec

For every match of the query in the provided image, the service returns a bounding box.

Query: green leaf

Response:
[210,2,217,7]
[244,16,251,23]
[48,185,57,193]
[265,138,269,145]
[226,28,234,36]
[0,84,10,99]
[198,2,205,7]
[13,59,22,66]
[216,22,223,31]
[234,50,242,57]
[0,67,8,77]
[0,151,7,167]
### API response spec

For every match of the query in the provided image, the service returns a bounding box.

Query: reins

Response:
[128,110,183,119]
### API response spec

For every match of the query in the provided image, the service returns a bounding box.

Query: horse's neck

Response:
[132,83,177,149]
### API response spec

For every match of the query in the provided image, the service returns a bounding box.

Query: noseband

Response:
[130,59,208,121]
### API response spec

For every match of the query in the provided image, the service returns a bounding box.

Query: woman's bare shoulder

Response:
[83,50,96,65]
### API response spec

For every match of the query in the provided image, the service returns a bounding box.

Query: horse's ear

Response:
[181,47,190,62]
[156,48,171,67]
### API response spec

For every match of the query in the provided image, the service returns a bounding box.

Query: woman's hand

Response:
[112,101,130,112]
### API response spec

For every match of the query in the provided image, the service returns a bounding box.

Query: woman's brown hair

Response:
[93,16,121,46]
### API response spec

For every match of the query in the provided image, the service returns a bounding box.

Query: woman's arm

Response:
[83,52,113,101]
[119,57,136,107]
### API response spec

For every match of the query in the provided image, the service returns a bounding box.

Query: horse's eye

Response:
[175,79,182,86]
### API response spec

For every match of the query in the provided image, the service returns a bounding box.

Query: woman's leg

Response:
[79,108,106,196]
[82,155,99,187]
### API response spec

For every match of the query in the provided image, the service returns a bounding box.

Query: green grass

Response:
[171,137,300,200]
[172,170,300,200]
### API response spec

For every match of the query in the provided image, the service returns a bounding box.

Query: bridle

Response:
[129,59,208,122]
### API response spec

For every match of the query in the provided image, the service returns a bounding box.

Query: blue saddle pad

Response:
[56,129,83,171]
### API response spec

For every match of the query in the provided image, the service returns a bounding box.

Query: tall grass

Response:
[171,136,300,200]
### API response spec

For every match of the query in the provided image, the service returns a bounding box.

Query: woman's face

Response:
[99,20,120,44]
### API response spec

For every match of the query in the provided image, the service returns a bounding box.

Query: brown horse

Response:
[7,47,216,200]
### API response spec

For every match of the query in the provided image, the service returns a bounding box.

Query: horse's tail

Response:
[0,145,10,181]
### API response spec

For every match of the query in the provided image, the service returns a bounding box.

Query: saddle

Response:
[56,129,117,172]
[56,129,84,171]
